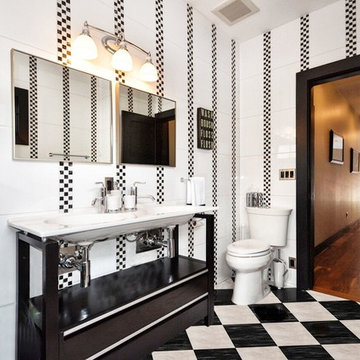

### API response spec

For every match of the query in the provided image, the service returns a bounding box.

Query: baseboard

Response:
[315,218,360,256]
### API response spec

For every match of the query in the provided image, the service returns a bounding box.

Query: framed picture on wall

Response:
[329,130,344,165]
[350,148,360,173]
[197,107,214,150]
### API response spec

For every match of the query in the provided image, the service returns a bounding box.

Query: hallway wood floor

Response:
[314,226,360,301]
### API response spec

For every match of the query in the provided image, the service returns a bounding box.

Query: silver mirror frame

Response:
[11,49,114,164]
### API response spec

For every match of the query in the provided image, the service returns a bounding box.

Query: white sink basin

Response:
[135,205,194,216]
[45,213,135,226]
[8,205,216,244]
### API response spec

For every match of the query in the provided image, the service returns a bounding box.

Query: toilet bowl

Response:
[226,239,272,305]
[226,207,292,305]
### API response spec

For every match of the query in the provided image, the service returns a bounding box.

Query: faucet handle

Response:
[133,181,146,186]
[95,182,106,197]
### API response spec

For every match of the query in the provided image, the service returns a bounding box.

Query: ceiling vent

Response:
[212,0,259,25]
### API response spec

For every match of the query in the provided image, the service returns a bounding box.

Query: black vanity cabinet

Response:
[16,213,214,360]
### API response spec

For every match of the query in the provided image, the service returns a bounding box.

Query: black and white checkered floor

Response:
[146,288,360,359]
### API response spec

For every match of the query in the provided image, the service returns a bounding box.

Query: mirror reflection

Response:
[117,84,176,167]
[12,50,112,163]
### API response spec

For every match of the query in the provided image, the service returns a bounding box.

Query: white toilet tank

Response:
[246,207,292,247]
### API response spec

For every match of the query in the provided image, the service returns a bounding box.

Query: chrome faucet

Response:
[59,242,93,288]
[92,181,107,212]
[76,243,92,288]
[130,181,155,209]
[148,226,176,258]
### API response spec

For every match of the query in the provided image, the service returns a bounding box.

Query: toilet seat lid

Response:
[227,239,270,256]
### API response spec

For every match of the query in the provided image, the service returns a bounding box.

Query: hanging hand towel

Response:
[186,179,192,205]
[187,177,205,206]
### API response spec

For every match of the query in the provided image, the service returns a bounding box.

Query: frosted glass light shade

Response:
[111,47,133,71]
[139,58,158,82]
[73,34,98,60]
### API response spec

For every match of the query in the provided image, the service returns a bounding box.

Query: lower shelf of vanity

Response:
[31,256,210,359]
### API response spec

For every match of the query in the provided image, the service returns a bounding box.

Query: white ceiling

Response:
[187,0,340,42]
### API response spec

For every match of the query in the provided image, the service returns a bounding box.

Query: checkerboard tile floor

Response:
[146,288,360,359]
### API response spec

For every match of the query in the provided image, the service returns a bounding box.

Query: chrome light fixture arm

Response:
[75,21,158,81]
[85,22,151,57]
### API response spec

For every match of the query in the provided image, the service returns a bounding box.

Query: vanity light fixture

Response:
[111,40,133,71]
[139,54,158,82]
[73,21,158,82]
[72,22,98,60]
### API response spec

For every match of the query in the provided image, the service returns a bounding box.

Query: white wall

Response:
[239,0,359,287]
[0,0,236,358]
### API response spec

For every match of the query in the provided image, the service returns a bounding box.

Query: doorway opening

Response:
[296,54,360,302]
[312,76,360,301]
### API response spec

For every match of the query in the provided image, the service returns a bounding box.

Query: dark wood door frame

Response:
[296,54,360,290]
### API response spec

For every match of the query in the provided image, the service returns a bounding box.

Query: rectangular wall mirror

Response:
[116,84,176,167]
[12,49,112,163]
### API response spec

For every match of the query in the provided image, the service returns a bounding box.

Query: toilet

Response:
[226,207,292,305]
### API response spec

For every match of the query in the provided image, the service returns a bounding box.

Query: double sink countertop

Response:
[8,204,216,242]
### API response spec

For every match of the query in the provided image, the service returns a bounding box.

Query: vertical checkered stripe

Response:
[58,243,75,289]
[155,0,164,97]
[300,15,310,71]
[58,272,73,290]
[148,93,153,116]
[115,165,126,264]
[59,161,73,212]
[211,24,218,284]
[90,76,97,162]
[115,69,125,84]
[263,32,271,209]
[155,0,165,215]
[29,56,38,159]
[114,0,124,36]
[116,236,126,270]
[231,39,237,243]
[114,70,125,83]
[346,0,357,57]
[156,166,165,204]
[156,167,165,258]
[114,0,125,83]
[56,0,71,65]
[187,5,195,257]
[187,5,195,179]
[57,1,74,218]
[157,229,166,259]
[113,1,126,260]
[188,223,194,258]
[63,67,70,161]
[157,244,166,259]
[128,87,133,112]
[116,164,126,194]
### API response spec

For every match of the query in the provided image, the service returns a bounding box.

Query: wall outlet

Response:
[289,257,297,269]
[279,168,296,180]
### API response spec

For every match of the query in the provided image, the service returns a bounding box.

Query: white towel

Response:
[186,177,205,206]
[186,179,192,205]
